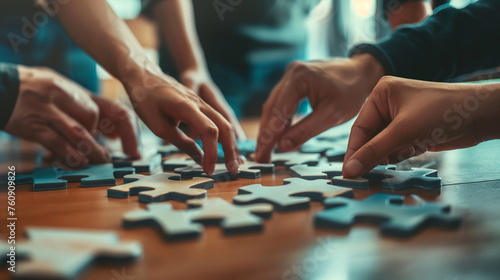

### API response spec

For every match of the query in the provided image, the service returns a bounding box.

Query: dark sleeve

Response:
[141,0,162,19]
[382,0,431,19]
[0,63,20,130]
[350,0,500,81]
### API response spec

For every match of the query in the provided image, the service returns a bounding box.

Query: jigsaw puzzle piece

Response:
[8,227,142,279]
[15,167,68,191]
[58,164,135,187]
[188,198,273,234]
[113,153,162,173]
[123,203,202,240]
[290,162,343,180]
[331,176,370,188]
[268,152,320,169]
[157,144,180,157]
[171,160,274,181]
[233,178,354,211]
[315,193,461,237]
[107,173,214,202]
[162,158,197,171]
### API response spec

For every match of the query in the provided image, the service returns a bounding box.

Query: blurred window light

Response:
[351,0,376,19]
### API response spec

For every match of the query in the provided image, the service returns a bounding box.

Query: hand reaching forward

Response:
[4,66,140,167]
[255,54,384,162]
[343,76,500,178]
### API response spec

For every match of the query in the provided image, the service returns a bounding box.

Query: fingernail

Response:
[228,159,240,174]
[279,139,293,151]
[344,159,363,178]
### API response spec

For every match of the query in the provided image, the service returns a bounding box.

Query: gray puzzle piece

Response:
[164,158,274,181]
[188,198,273,234]
[233,178,354,211]
[290,162,344,180]
[107,173,214,202]
[268,152,320,169]
[16,164,135,190]
[113,153,162,173]
[300,138,348,161]
[123,203,202,241]
[16,167,68,191]
[157,144,180,157]
[315,193,462,237]
[0,227,142,280]
[331,165,441,190]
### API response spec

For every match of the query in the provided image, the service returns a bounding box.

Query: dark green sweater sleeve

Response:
[350,0,500,81]
[0,63,20,130]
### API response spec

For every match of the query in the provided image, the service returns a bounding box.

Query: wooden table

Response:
[1,119,500,280]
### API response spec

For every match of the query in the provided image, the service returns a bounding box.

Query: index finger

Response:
[255,80,299,162]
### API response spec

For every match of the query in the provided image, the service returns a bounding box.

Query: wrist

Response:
[472,83,500,141]
[351,53,385,97]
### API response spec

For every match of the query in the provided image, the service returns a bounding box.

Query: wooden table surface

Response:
[1,119,500,280]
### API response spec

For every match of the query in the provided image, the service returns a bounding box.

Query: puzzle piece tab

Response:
[331,165,441,190]
[315,193,461,237]
[233,178,353,211]
[113,153,162,173]
[0,227,142,279]
[16,164,135,190]
[300,138,348,161]
[107,173,214,203]
[290,162,343,180]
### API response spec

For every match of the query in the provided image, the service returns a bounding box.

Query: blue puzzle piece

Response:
[195,139,257,163]
[113,153,162,173]
[315,193,461,237]
[16,164,135,190]
[16,167,68,191]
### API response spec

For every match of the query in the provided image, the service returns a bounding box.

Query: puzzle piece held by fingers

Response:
[331,165,441,190]
[233,178,354,211]
[107,173,214,203]
[315,193,462,237]
[0,227,142,279]
[16,164,135,190]
[113,153,162,173]
[162,158,197,171]
[290,162,344,180]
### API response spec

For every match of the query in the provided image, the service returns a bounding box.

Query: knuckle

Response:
[204,125,219,137]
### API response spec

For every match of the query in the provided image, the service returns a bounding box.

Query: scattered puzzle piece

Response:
[290,162,344,180]
[300,138,348,161]
[164,157,273,181]
[331,165,441,190]
[265,152,320,169]
[331,176,369,188]
[233,178,354,211]
[16,164,135,190]
[188,198,273,234]
[0,227,142,279]
[107,173,214,203]
[315,193,462,237]
[113,153,162,173]
[195,139,257,162]
[157,144,180,157]
[123,203,202,240]
[15,167,68,191]
[58,164,135,187]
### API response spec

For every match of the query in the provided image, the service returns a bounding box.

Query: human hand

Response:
[4,66,139,167]
[180,69,246,140]
[125,71,241,175]
[255,54,384,162]
[343,77,500,178]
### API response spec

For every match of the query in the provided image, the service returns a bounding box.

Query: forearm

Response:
[54,0,163,88]
[472,83,500,142]
[154,0,207,73]
[0,63,20,129]
[352,0,500,81]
